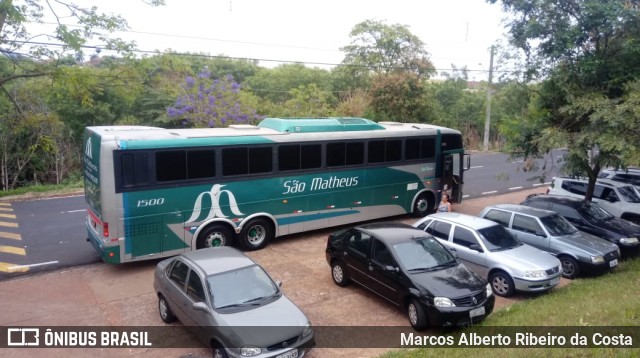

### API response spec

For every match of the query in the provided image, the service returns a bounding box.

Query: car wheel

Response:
[412,194,431,217]
[197,225,234,249]
[407,299,429,330]
[331,261,350,287]
[212,345,229,358]
[490,271,515,297]
[158,295,176,323]
[560,256,581,279]
[238,218,273,251]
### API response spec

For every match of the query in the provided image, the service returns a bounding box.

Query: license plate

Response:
[469,306,485,318]
[610,259,618,267]
[549,277,560,286]
[276,349,298,358]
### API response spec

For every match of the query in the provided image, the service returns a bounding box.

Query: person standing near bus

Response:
[438,193,452,212]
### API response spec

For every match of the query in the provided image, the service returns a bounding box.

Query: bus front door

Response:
[442,153,468,204]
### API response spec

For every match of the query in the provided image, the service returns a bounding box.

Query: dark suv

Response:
[521,194,640,258]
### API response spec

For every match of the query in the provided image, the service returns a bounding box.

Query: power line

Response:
[5,39,521,75]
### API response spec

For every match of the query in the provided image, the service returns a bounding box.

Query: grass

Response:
[0,180,83,199]
[380,257,640,358]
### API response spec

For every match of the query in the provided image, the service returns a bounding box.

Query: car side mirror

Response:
[192,302,210,313]
[469,244,483,252]
[384,265,400,273]
[608,197,618,203]
[275,280,282,287]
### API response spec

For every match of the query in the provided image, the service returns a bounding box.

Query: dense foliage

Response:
[2,1,639,196]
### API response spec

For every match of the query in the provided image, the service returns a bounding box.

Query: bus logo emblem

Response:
[185,184,244,223]
[85,137,93,159]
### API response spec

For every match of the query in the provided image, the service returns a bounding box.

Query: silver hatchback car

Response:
[413,213,563,297]
[153,247,314,358]
[479,204,621,279]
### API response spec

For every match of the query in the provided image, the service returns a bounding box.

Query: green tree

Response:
[488,0,640,201]
[243,63,333,103]
[368,72,426,121]
[278,84,336,117]
[340,19,435,78]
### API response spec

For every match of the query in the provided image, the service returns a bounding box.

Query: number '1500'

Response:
[137,198,165,207]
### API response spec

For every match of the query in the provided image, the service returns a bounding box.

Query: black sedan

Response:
[325,222,495,329]
[521,194,640,258]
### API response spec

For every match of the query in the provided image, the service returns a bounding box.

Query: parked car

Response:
[479,204,621,279]
[413,213,562,297]
[521,194,640,258]
[153,247,315,358]
[547,177,640,224]
[598,168,640,190]
[325,222,495,329]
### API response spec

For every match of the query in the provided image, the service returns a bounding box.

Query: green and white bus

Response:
[83,117,469,263]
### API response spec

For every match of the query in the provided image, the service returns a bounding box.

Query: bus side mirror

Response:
[463,154,471,171]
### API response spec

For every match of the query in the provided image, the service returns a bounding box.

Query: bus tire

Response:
[238,218,273,251]
[197,225,234,249]
[412,193,431,217]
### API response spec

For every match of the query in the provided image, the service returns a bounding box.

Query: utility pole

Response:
[483,45,495,152]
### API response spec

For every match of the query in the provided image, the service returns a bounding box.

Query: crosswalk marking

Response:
[0,207,13,212]
[0,245,26,255]
[0,262,29,273]
[0,221,18,228]
[0,213,16,219]
[0,202,10,206]
[0,231,21,240]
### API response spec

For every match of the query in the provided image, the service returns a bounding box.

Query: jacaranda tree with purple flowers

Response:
[167,70,264,128]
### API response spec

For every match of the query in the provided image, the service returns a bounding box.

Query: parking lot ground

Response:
[0,187,568,358]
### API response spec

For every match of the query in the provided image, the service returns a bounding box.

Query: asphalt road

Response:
[0,151,566,280]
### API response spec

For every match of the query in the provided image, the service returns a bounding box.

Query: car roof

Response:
[554,176,633,189]
[486,204,556,218]
[356,222,430,245]
[427,212,499,230]
[524,194,586,207]
[179,247,255,275]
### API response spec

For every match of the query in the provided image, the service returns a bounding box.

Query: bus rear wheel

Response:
[238,218,273,251]
[197,225,234,249]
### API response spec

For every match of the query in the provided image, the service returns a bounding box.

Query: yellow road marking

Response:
[0,213,16,219]
[0,231,21,240]
[0,221,18,228]
[0,207,13,212]
[0,262,29,273]
[0,246,26,255]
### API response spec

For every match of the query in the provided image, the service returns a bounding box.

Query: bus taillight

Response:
[103,222,109,237]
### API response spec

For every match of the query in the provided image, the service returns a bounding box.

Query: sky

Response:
[35,0,511,81]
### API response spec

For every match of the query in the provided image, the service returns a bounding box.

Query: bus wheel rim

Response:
[247,225,265,245]
[206,232,224,247]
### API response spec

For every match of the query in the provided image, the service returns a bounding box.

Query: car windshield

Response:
[477,225,522,251]
[540,215,578,235]
[393,237,456,271]
[617,185,640,203]
[207,265,279,310]
[579,202,614,221]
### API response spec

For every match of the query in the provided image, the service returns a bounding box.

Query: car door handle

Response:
[368,265,374,271]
